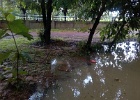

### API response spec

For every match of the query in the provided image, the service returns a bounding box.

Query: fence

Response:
[0,20,108,30]
[15,14,76,21]
[25,20,107,30]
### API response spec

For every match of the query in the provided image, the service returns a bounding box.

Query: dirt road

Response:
[30,30,100,42]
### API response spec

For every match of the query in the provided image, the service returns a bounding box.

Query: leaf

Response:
[0,51,11,64]
[4,67,12,71]
[0,29,5,39]
[0,7,3,11]
[0,74,4,81]
[18,32,33,40]
[6,14,15,22]
[90,59,96,63]
[13,53,26,62]
[21,52,32,62]
[12,52,18,61]
[0,29,11,39]
[12,52,32,63]
[8,20,33,40]
[4,12,10,18]
[12,68,17,78]
[1,33,11,38]
[18,69,28,75]
[21,1,26,8]
[19,53,26,63]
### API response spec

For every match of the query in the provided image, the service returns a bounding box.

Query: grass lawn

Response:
[0,37,38,51]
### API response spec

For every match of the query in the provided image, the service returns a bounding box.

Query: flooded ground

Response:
[29,41,140,100]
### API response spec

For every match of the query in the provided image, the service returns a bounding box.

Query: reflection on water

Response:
[113,41,139,62]
[115,89,122,100]
[51,59,57,73]
[29,92,43,100]
[51,59,57,65]
[29,41,140,100]
[83,75,93,87]
[72,88,80,97]
[100,41,140,70]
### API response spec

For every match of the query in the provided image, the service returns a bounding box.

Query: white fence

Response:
[15,14,76,21]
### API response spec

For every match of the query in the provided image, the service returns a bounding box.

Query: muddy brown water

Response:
[29,41,140,100]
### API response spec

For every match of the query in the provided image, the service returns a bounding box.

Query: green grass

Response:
[0,37,38,51]
[29,29,41,33]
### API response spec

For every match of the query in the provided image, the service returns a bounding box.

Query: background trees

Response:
[74,0,140,49]
[100,0,140,49]
[39,0,76,44]
[54,0,76,21]
[1,0,140,48]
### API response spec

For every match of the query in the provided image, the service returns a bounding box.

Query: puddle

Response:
[29,41,140,100]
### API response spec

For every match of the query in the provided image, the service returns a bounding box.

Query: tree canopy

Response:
[1,0,140,48]
[72,0,140,49]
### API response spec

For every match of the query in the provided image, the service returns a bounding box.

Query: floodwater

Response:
[29,41,140,100]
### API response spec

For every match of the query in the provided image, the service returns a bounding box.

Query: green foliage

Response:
[54,0,76,10]
[100,0,140,43]
[0,29,7,39]
[0,52,11,64]
[6,13,15,22]
[73,0,104,21]
[8,20,33,40]
[0,8,33,40]
[77,41,104,55]
[7,68,27,79]
[21,51,32,62]
[100,16,139,44]
[77,41,90,56]
[12,52,29,63]
[100,23,117,41]
[0,8,33,87]
[0,37,36,51]
[38,29,45,43]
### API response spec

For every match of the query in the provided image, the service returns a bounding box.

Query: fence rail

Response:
[14,14,76,21]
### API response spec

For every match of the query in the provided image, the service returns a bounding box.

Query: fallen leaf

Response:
[90,60,96,63]
[114,78,120,82]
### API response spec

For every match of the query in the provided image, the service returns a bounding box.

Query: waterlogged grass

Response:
[0,37,38,51]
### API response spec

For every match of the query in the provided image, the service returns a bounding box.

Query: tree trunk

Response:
[20,2,26,23]
[20,8,26,22]
[41,0,52,45]
[45,0,53,44]
[41,0,47,29]
[86,1,106,49]
[63,8,67,21]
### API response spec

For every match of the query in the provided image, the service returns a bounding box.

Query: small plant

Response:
[0,8,33,89]
[77,41,91,56]
[38,29,45,43]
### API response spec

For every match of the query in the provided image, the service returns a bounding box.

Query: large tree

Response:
[41,0,53,44]
[75,0,114,49]
[76,0,140,49]
[14,0,53,45]
[41,0,76,44]
[100,0,140,49]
